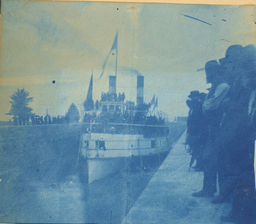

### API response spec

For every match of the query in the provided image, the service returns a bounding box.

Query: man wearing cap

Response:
[192,60,229,197]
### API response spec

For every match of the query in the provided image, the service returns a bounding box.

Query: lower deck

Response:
[80,133,171,159]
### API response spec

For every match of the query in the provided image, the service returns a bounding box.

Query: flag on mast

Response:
[153,97,158,111]
[86,70,93,101]
[100,32,118,79]
[150,94,156,106]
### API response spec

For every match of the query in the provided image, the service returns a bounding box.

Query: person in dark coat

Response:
[186,91,208,171]
[212,45,245,204]
[220,44,256,224]
[192,60,229,197]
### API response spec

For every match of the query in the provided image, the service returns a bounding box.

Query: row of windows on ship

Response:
[101,103,125,113]
[84,139,158,150]
[92,100,135,113]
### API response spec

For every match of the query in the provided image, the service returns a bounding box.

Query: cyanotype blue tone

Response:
[0,1,256,223]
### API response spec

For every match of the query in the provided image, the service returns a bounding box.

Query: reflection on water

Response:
[0,164,158,223]
[0,123,186,223]
[33,175,86,223]
[83,169,156,223]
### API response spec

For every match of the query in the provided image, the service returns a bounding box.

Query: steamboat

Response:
[77,33,172,183]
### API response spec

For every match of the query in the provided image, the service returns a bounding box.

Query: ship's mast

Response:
[115,30,118,77]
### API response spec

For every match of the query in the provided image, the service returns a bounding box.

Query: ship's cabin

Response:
[100,92,126,114]
[100,101,125,114]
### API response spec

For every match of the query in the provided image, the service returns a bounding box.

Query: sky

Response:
[0,1,256,121]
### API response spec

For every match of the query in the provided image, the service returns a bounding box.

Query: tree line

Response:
[6,89,80,125]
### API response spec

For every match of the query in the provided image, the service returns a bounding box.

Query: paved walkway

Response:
[122,131,232,224]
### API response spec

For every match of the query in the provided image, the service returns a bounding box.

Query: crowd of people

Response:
[100,92,125,102]
[186,44,256,224]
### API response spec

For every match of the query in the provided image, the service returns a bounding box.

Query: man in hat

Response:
[219,44,244,86]
[186,90,208,171]
[210,45,253,205]
[220,44,256,223]
[192,60,229,197]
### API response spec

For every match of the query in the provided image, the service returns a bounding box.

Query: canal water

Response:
[0,161,160,223]
[0,123,186,223]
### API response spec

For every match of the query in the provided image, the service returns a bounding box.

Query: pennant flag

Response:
[150,95,155,106]
[153,97,158,111]
[110,32,118,51]
[100,32,118,79]
[86,70,93,101]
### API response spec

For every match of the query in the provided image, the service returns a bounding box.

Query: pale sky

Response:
[0,1,256,121]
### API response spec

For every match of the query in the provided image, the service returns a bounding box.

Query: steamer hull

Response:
[79,133,171,183]
[87,157,127,183]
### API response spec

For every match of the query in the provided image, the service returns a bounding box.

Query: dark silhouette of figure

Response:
[212,45,245,204]
[220,44,256,224]
[192,60,229,197]
[186,91,208,171]
[118,92,125,102]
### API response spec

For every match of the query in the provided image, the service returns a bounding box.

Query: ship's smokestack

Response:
[137,76,144,105]
[109,76,116,94]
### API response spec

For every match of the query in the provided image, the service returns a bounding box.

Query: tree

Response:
[6,88,33,125]
[65,103,80,123]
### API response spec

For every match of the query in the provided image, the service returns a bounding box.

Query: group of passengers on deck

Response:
[185,44,256,224]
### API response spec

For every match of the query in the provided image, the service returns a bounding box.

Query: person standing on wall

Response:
[186,90,208,171]
[192,60,229,197]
